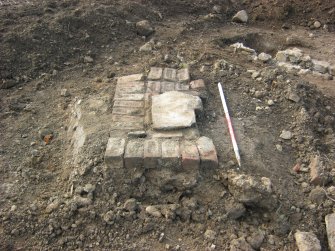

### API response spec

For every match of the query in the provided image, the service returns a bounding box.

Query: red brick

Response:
[177,68,190,83]
[161,139,180,168]
[113,100,144,108]
[115,81,145,94]
[196,136,218,168]
[112,107,144,116]
[181,141,200,170]
[117,74,143,84]
[104,138,126,174]
[148,67,163,80]
[163,68,177,81]
[124,139,144,169]
[114,93,145,101]
[144,139,161,169]
[190,79,206,90]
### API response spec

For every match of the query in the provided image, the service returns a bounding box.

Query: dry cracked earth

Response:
[1,0,335,250]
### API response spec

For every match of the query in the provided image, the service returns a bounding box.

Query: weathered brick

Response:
[147,81,161,93]
[112,107,144,116]
[112,115,143,122]
[175,82,190,91]
[148,67,163,80]
[114,93,145,101]
[161,139,180,168]
[113,100,144,108]
[196,136,218,168]
[181,141,200,170]
[163,68,177,81]
[115,81,145,94]
[117,74,143,84]
[177,68,190,83]
[124,139,144,169]
[144,139,161,169]
[104,138,126,170]
[152,131,183,138]
[161,81,175,93]
[326,213,335,251]
[309,155,327,185]
[190,79,206,90]
[111,121,144,130]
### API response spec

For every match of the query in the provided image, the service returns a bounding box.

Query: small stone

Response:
[136,20,154,36]
[124,198,138,211]
[139,42,153,52]
[145,205,162,217]
[309,187,325,204]
[230,237,254,251]
[204,229,217,241]
[232,10,248,23]
[61,89,70,97]
[267,100,274,106]
[247,231,265,250]
[84,56,93,63]
[309,155,327,186]
[294,231,321,251]
[312,60,330,74]
[280,130,293,140]
[276,144,283,152]
[313,21,321,29]
[225,200,246,219]
[258,53,272,62]
[251,71,260,79]
[325,213,335,251]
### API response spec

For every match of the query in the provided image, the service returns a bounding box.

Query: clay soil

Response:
[1,0,335,250]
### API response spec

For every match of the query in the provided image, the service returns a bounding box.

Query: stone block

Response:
[117,74,144,84]
[161,81,175,93]
[148,67,163,80]
[114,93,145,101]
[163,68,177,81]
[190,79,206,90]
[104,138,126,170]
[124,139,144,169]
[161,139,180,168]
[196,136,218,168]
[181,141,200,170]
[175,82,190,91]
[326,213,335,251]
[177,68,190,83]
[147,81,161,93]
[113,100,144,108]
[144,139,162,169]
[115,81,145,94]
[151,91,203,130]
[294,231,321,251]
[112,107,144,116]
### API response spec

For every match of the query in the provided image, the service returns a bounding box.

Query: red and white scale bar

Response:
[218,82,241,168]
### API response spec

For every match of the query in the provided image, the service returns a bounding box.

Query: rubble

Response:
[232,10,248,23]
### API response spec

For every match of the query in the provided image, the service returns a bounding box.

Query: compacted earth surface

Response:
[1,0,335,250]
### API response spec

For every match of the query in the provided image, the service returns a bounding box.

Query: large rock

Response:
[227,171,276,210]
[232,10,248,23]
[294,231,321,251]
[151,91,203,130]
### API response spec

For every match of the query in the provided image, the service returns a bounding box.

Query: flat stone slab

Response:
[151,91,203,130]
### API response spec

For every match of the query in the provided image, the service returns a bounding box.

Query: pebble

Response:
[267,100,274,106]
[280,130,293,140]
[145,205,162,217]
[258,52,272,62]
[139,42,153,52]
[204,229,217,241]
[135,20,154,36]
[60,89,70,97]
[276,144,283,152]
[84,56,94,63]
[313,21,321,29]
[124,198,138,211]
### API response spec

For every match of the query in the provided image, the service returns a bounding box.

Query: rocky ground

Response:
[1,0,335,250]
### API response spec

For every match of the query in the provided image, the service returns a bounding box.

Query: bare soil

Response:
[1,0,335,250]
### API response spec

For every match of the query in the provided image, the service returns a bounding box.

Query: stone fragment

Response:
[117,74,143,84]
[145,205,162,217]
[84,56,93,63]
[247,231,265,250]
[280,130,293,140]
[128,131,146,138]
[124,198,138,211]
[287,88,300,103]
[113,100,144,108]
[163,68,177,81]
[181,141,200,170]
[204,229,217,241]
[139,42,153,52]
[177,68,190,83]
[275,48,303,63]
[227,171,276,210]
[161,139,180,168]
[325,213,335,251]
[309,155,327,185]
[309,187,326,204]
[124,139,144,169]
[135,20,154,36]
[312,60,330,74]
[144,139,161,169]
[313,21,321,29]
[61,89,70,97]
[294,231,321,251]
[190,79,206,90]
[232,10,248,23]
[258,52,272,62]
[114,93,144,101]
[104,138,126,169]
[111,121,144,130]
[151,91,202,130]
[148,67,163,80]
[230,237,254,251]
[160,81,175,93]
[196,136,218,168]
